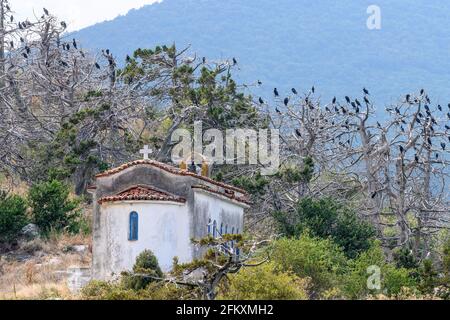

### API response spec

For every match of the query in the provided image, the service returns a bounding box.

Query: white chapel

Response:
[88,149,250,280]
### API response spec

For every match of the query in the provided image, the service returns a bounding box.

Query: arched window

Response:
[207,219,212,235]
[220,223,224,236]
[237,228,240,234]
[225,225,228,234]
[230,227,236,248]
[129,212,138,241]
[213,220,217,238]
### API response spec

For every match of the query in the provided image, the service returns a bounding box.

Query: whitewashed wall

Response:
[98,201,190,279]
[193,190,245,237]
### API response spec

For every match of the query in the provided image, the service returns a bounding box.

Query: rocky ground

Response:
[0,231,91,300]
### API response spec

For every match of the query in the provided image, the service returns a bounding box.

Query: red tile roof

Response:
[95,160,248,195]
[98,185,186,204]
[191,185,252,206]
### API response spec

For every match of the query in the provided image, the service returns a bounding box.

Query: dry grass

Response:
[367,288,442,300]
[0,173,94,300]
[0,173,29,197]
[0,233,91,300]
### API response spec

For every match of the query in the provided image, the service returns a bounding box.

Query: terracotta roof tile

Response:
[98,185,186,204]
[191,185,252,206]
[95,160,248,195]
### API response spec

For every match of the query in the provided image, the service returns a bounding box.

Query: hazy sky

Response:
[10,0,161,31]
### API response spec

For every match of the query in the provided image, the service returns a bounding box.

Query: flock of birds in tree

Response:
[258,85,449,161]
[8,7,450,160]
[14,8,106,72]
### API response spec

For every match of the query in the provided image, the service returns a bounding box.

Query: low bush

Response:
[81,280,197,300]
[0,191,28,243]
[271,235,347,297]
[218,262,309,300]
[274,197,375,258]
[81,281,142,300]
[122,250,164,290]
[417,259,439,295]
[341,241,417,299]
[28,180,81,235]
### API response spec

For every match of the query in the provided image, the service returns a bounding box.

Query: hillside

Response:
[72,0,450,105]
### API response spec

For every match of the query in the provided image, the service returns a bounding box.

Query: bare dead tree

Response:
[260,87,449,258]
[131,234,271,300]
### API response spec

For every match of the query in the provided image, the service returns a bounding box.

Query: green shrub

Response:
[81,280,196,300]
[81,281,142,300]
[438,239,450,299]
[28,180,80,235]
[418,259,439,295]
[333,209,376,259]
[384,265,417,296]
[0,191,28,243]
[279,197,338,238]
[442,239,450,286]
[218,262,309,300]
[271,235,348,297]
[341,242,416,299]
[393,247,419,269]
[232,171,269,196]
[122,250,164,290]
[69,213,92,235]
[274,197,375,258]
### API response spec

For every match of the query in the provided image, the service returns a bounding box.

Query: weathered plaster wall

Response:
[192,190,244,259]
[91,163,248,279]
[96,201,190,279]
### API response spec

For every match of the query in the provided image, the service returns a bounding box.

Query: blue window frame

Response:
[220,223,224,236]
[207,219,212,235]
[213,220,217,238]
[129,212,139,241]
[231,227,235,235]
[225,225,228,234]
